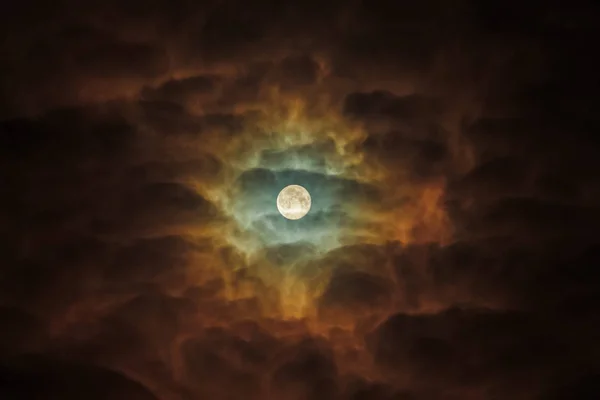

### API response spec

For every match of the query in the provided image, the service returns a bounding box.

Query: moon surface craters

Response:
[276,185,311,220]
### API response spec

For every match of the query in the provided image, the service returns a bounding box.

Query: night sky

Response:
[1,1,600,399]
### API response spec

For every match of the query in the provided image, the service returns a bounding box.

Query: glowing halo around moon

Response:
[276,185,311,220]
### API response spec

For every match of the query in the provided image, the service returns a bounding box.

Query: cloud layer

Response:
[1,0,600,399]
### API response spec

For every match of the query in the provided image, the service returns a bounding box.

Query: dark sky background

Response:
[2,1,600,399]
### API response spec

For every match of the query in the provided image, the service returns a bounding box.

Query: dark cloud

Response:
[363,132,448,180]
[275,55,321,88]
[368,307,597,398]
[0,22,169,116]
[0,356,159,400]
[344,92,442,123]
[542,374,600,400]
[90,181,219,236]
[319,270,393,314]
[106,236,194,283]
[0,307,44,357]
[181,327,269,399]
[0,107,134,162]
[137,101,205,136]
[109,291,196,346]
[341,377,413,400]
[129,157,224,184]
[137,99,249,138]
[141,76,219,103]
[270,339,338,400]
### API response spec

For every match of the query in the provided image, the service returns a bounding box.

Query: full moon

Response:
[276,185,311,220]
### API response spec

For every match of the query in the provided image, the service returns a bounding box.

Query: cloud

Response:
[141,76,219,104]
[106,236,194,283]
[1,0,600,399]
[318,270,394,317]
[270,338,338,400]
[368,307,597,398]
[0,355,159,400]
[89,181,220,237]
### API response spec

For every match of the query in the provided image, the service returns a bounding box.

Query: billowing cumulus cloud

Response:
[1,0,600,399]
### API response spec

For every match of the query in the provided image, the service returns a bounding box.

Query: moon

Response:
[277,185,311,220]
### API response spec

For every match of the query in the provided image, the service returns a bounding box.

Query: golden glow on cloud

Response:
[171,91,454,321]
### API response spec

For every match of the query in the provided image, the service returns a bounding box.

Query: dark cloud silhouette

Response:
[106,236,193,282]
[344,92,442,123]
[142,76,219,103]
[276,55,321,88]
[0,356,159,400]
[319,270,393,314]
[270,339,338,400]
[368,307,596,398]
